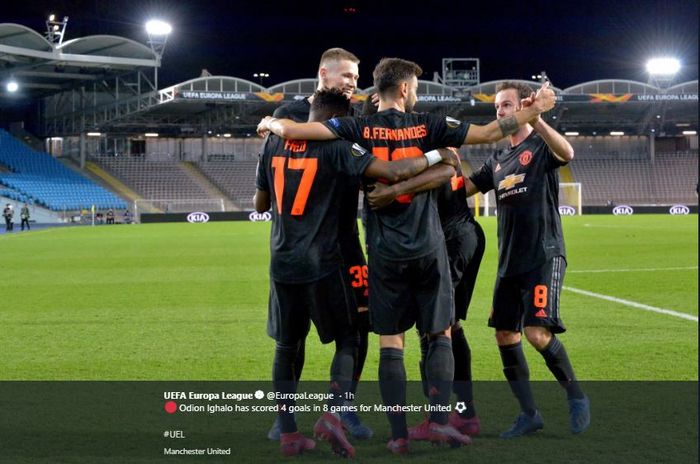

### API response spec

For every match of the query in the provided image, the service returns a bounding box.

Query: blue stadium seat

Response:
[0,129,127,211]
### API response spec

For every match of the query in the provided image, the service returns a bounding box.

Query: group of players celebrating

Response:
[254,48,591,458]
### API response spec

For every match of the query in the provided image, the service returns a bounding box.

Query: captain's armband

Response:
[498,116,520,137]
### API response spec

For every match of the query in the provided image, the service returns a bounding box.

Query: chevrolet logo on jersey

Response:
[498,173,526,191]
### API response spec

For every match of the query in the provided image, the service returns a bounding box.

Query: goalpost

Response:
[472,182,582,216]
[559,182,583,216]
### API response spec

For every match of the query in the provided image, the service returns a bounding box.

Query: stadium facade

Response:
[0,21,697,220]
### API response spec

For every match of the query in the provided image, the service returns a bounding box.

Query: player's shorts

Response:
[368,245,454,336]
[339,234,369,310]
[488,255,567,334]
[445,217,485,321]
[267,267,357,345]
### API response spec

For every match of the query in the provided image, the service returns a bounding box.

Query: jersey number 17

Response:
[271,156,318,215]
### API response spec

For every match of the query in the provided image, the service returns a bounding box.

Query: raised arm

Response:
[464,82,556,144]
[257,117,337,140]
[530,117,574,162]
[366,164,456,210]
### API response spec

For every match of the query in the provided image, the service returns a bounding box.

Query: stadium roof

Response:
[0,23,158,99]
[40,73,698,137]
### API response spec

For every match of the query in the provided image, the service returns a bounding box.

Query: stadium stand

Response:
[0,130,127,211]
[559,152,697,206]
[195,160,258,210]
[93,157,212,202]
[1,20,696,216]
[570,159,655,205]
[458,139,698,206]
[650,152,698,204]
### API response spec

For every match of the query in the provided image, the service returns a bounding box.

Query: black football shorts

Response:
[446,218,485,321]
[368,245,454,336]
[267,267,357,344]
[488,255,567,334]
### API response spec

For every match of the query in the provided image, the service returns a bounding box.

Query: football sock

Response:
[426,335,454,425]
[350,327,368,396]
[379,347,408,439]
[419,333,429,398]
[452,326,476,418]
[330,331,359,408]
[293,337,306,385]
[273,341,300,433]
[499,342,537,416]
[538,336,585,400]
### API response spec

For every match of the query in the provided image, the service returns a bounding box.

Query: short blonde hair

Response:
[318,48,360,70]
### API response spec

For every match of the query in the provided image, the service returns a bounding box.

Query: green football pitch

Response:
[0,214,696,381]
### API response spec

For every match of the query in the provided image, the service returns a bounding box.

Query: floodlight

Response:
[564,132,579,136]
[646,58,681,76]
[610,131,625,136]
[682,130,697,136]
[254,72,270,85]
[6,81,18,92]
[144,133,159,137]
[146,20,172,36]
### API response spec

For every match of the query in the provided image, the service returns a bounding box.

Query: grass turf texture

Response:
[0,214,696,381]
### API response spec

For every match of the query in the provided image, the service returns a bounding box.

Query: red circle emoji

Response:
[164,401,177,414]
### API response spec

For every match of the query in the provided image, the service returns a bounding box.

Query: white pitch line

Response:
[563,286,698,322]
[568,266,698,274]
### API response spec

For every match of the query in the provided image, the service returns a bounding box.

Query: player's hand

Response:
[370,93,380,107]
[532,81,555,114]
[366,182,397,210]
[520,91,536,108]
[439,148,460,167]
[257,116,274,137]
[520,93,542,126]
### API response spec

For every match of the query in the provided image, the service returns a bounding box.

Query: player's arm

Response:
[253,189,270,213]
[253,148,271,212]
[530,117,574,162]
[464,82,556,144]
[366,164,456,210]
[257,117,337,140]
[464,177,479,197]
[364,148,457,183]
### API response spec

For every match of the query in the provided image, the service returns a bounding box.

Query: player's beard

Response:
[405,98,415,113]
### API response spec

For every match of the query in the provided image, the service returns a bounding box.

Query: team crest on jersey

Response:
[498,173,526,191]
[495,163,502,172]
[351,143,368,158]
[445,116,461,129]
[519,150,533,166]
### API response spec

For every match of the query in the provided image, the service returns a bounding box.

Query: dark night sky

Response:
[4,0,699,90]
